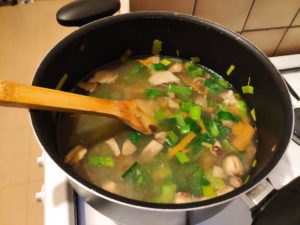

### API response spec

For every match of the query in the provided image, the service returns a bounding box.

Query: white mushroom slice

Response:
[220,90,238,106]
[210,140,223,156]
[169,62,183,73]
[148,71,180,86]
[167,98,180,109]
[101,181,118,194]
[105,138,121,157]
[194,96,207,109]
[223,155,245,176]
[222,120,234,128]
[122,139,137,156]
[64,144,87,166]
[138,140,164,163]
[212,166,226,178]
[228,176,243,188]
[154,131,167,144]
[89,70,118,84]
[216,186,234,196]
[78,82,97,92]
[167,92,175,98]
[174,192,192,204]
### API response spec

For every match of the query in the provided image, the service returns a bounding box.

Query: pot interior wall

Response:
[31,13,292,207]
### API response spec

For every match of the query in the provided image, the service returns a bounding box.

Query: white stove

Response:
[35,54,300,225]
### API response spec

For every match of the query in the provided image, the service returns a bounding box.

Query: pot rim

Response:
[30,11,294,210]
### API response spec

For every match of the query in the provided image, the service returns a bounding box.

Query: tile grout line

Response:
[191,0,198,16]
[272,7,300,56]
[240,0,255,34]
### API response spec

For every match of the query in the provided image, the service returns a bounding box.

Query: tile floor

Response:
[0,1,75,224]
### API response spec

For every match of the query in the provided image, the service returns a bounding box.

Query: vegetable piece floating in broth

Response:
[60,52,257,204]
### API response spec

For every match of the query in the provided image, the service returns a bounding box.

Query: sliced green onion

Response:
[157,183,177,203]
[168,84,193,96]
[122,162,139,179]
[129,131,141,144]
[226,65,235,76]
[201,142,212,148]
[200,177,210,186]
[209,73,230,89]
[176,50,180,57]
[166,131,179,146]
[175,113,186,127]
[56,73,68,90]
[152,63,166,71]
[221,139,237,152]
[152,39,162,55]
[244,175,250,184]
[207,120,220,138]
[191,56,200,64]
[160,58,172,66]
[120,49,132,62]
[242,85,254,94]
[202,185,216,198]
[237,100,247,116]
[185,62,204,77]
[185,117,201,133]
[189,105,201,120]
[154,109,165,121]
[218,111,235,121]
[252,159,257,168]
[145,88,166,99]
[242,77,254,94]
[175,151,190,164]
[207,99,214,107]
[180,101,193,112]
[251,108,256,121]
[180,124,191,134]
[88,155,114,167]
[204,80,223,93]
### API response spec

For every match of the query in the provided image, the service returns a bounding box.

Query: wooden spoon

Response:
[0,80,157,134]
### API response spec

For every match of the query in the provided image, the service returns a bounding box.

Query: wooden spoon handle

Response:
[0,80,121,116]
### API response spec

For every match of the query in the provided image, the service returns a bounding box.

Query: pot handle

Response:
[56,0,121,27]
[241,176,300,225]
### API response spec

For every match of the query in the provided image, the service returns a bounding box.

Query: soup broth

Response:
[58,55,257,204]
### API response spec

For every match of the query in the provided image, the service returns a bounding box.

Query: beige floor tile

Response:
[0,128,30,188]
[29,132,44,182]
[0,184,28,225]
[27,181,44,225]
[0,108,30,132]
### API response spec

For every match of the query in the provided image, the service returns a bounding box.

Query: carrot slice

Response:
[232,122,255,151]
[168,132,196,158]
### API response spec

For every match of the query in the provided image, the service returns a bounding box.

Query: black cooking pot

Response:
[30,12,293,225]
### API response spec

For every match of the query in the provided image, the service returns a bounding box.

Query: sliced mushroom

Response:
[194,95,207,109]
[222,120,234,128]
[101,181,118,194]
[122,139,137,156]
[216,186,234,196]
[78,82,98,92]
[223,155,244,176]
[105,138,121,157]
[167,92,176,98]
[148,71,180,86]
[212,166,226,178]
[228,176,243,188]
[167,98,180,109]
[138,140,164,163]
[210,141,223,156]
[64,144,87,166]
[89,70,118,84]
[169,62,183,73]
[154,131,167,144]
[174,192,192,204]
[220,90,238,106]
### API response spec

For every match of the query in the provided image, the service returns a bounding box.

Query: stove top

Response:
[37,54,300,225]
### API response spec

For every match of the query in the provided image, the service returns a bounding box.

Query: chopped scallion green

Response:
[122,162,139,179]
[160,58,172,66]
[189,105,201,120]
[201,142,212,148]
[185,62,204,77]
[145,88,166,99]
[218,111,235,121]
[152,63,166,71]
[129,131,141,144]
[152,39,162,55]
[180,101,193,112]
[202,185,216,197]
[175,151,190,164]
[191,57,200,64]
[242,85,254,94]
[251,108,256,121]
[88,155,114,167]
[166,131,179,146]
[56,73,68,90]
[226,65,235,76]
[168,84,193,96]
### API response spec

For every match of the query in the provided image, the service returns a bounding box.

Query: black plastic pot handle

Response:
[56,0,121,27]
[251,176,300,225]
